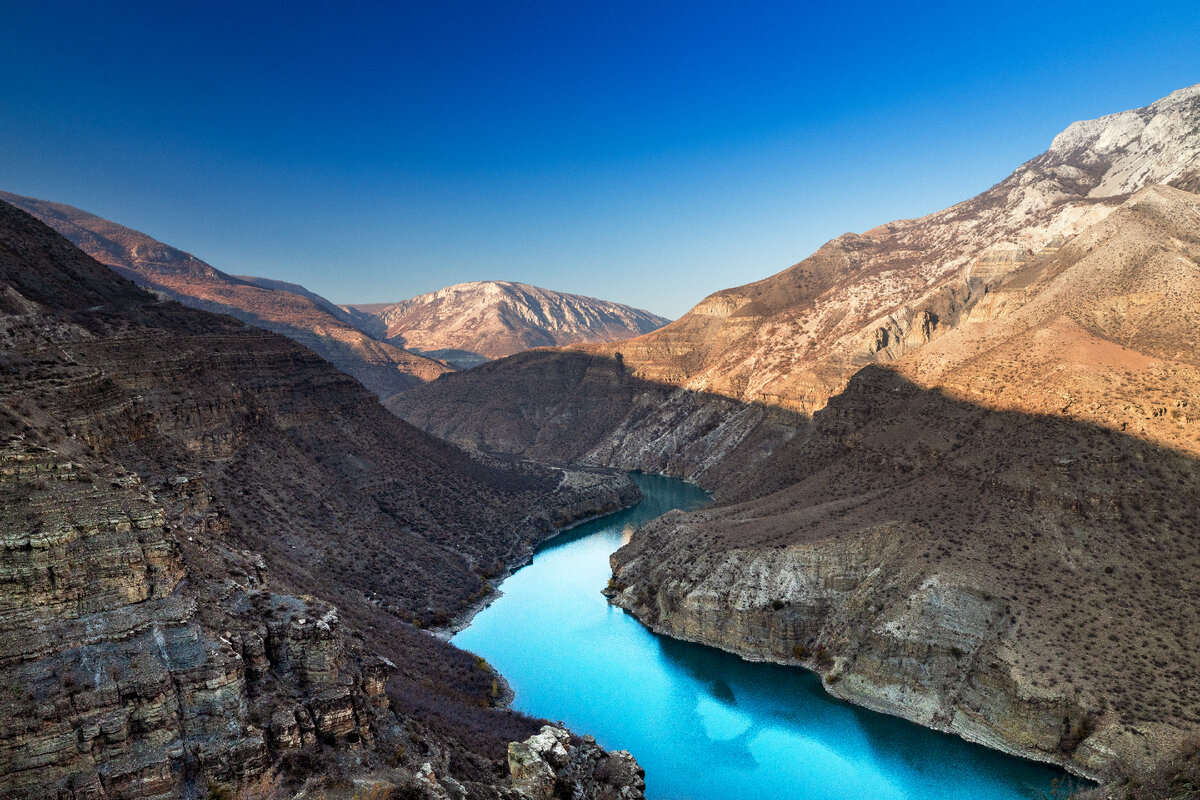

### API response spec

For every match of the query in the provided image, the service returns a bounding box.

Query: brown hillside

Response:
[394,84,1200,475]
[391,85,1200,782]
[607,365,1200,778]
[0,191,452,398]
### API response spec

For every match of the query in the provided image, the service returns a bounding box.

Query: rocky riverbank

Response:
[434,468,643,640]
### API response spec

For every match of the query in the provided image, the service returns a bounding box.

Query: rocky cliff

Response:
[0,191,452,398]
[0,199,643,799]
[389,349,801,500]
[506,726,644,800]
[349,280,669,369]
[606,365,1200,779]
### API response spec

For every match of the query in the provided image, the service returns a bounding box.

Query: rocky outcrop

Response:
[350,280,669,369]
[0,191,452,398]
[508,726,644,800]
[291,727,646,800]
[0,452,397,799]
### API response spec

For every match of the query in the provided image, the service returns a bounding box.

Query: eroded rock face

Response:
[508,727,645,800]
[0,200,643,798]
[0,421,398,799]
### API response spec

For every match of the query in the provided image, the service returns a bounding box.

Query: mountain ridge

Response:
[0,197,646,799]
[0,191,453,398]
[349,279,669,369]
[395,82,1200,466]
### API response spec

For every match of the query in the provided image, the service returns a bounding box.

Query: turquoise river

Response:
[453,473,1076,800]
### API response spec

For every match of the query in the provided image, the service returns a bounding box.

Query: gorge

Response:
[0,199,649,799]
[2,62,1198,800]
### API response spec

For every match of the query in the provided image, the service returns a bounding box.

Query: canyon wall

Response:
[0,199,641,799]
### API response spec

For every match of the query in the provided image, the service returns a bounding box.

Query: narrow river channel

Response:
[453,473,1073,800]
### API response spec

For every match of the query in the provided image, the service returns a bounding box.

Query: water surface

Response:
[454,473,1072,800]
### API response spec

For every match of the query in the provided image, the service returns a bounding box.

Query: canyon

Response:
[3,78,1198,800]
[0,199,647,799]
[454,473,1069,800]
[391,84,1200,784]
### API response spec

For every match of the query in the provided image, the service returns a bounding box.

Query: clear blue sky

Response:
[2,2,1198,318]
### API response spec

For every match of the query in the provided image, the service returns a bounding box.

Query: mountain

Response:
[347,280,669,369]
[234,273,360,321]
[394,84,1200,474]
[0,199,645,799]
[390,84,1200,779]
[0,191,452,398]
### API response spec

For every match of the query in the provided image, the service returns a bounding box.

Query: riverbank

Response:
[604,514,1116,783]
[431,464,643,640]
[452,473,1068,800]
[606,587,1103,784]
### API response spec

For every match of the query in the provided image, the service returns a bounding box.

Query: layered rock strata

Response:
[607,367,1200,779]
[395,85,1200,784]
[0,199,640,799]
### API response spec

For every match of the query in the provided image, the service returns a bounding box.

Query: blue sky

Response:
[2,2,1198,318]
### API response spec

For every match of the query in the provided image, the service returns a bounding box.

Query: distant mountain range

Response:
[346,281,670,369]
[0,191,669,389]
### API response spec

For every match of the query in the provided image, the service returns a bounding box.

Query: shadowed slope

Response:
[0,191,452,398]
[390,85,1200,784]
[393,85,1200,475]
[390,350,805,499]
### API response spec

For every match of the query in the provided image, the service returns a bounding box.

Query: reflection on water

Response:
[454,473,1073,800]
